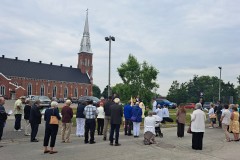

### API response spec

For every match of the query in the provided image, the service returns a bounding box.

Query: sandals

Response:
[49,150,58,154]
[44,150,50,154]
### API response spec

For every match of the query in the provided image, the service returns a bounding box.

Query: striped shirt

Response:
[84,105,98,119]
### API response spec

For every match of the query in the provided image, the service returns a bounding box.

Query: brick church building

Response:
[0,12,93,100]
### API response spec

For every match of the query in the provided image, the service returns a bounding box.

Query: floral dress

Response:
[230,112,239,134]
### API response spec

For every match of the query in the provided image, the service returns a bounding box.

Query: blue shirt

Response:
[124,104,132,120]
[131,106,142,122]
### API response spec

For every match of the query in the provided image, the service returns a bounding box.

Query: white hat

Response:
[114,98,120,104]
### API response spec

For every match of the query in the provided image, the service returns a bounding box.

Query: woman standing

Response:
[43,101,61,154]
[191,103,206,150]
[131,103,142,137]
[229,107,239,141]
[97,102,105,135]
[24,99,31,136]
[220,104,231,142]
[176,105,186,138]
[208,103,216,128]
[76,101,86,137]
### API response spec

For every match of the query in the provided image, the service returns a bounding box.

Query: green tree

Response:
[117,54,159,105]
[167,81,188,105]
[101,85,111,99]
[92,84,101,98]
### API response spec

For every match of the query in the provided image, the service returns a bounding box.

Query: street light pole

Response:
[218,66,222,101]
[105,36,115,98]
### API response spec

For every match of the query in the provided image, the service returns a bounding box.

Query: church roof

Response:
[0,57,91,84]
[79,10,92,53]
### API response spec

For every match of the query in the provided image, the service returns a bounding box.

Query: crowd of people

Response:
[0,95,240,154]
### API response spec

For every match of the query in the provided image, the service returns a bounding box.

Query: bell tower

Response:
[78,10,93,80]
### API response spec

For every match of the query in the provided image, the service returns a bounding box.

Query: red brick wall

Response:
[77,52,93,79]
[0,74,10,98]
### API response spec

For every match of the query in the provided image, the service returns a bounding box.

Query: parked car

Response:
[26,95,36,100]
[71,97,78,103]
[78,96,100,107]
[183,103,195,109]
[156,99,176,109]
[31,96,51,108]
[203,102,212,110]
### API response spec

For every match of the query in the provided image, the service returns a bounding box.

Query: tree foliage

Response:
[115,54,159,105]
[92,84,101,98]
[167,75,238,104]
[101,85,111,99]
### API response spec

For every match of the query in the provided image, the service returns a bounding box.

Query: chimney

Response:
[60,64,63,67]
[39,61,42,64]
[28,59,30,62]
[15,57,18,60]
[70,65,72,68]
[50,62,52,65]
[2,55,4,58]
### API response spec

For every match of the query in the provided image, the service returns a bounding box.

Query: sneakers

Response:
[208,127,213,129]
[25,133,31,136]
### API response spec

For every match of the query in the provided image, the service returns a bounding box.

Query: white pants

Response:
[76,118,85,136]
[24,119,30,135]
[133,122,141,136]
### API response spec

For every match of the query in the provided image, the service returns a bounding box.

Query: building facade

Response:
[0,12,93,100]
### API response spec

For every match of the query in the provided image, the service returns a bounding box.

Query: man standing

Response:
[13,96,25,131]
[216,100,223,128]
[124,101,132,136]
[0,97,7,141]
[29,100,42,142]
[109,98,123,146]
[152,98,157,112]
[84,99,98,144]
[103,96,114,141]
[61,99,73,143]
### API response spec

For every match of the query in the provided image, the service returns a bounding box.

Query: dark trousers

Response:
[177,122,185,137]
[124,119,132,135]
[155,126,162,136]
[0,122,4,140]
[43,125,59,147]
[14,114,22,130]
[30,123,39,141]
[217,114,222,128]
[192,132,204,150]
[110,124,120,144]
[85,119,96,143]
[97,118,104,135]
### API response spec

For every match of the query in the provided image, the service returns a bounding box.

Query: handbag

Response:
[49,109,59,125]
[209,114,216,119]
[187,123,192,134]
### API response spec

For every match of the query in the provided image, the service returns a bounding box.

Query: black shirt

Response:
[76,104,85,118]
[104,100,114,116]
[24,104,31,120]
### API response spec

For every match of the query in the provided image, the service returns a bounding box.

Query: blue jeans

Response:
[14,114,22,130]
[110,124,120,144]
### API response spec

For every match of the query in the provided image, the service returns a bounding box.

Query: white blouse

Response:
[144,116,156,134]
[191,109,206,132]
[97,106,105,119]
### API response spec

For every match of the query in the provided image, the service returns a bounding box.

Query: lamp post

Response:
[218,66,222,101]
[105,36,115,98]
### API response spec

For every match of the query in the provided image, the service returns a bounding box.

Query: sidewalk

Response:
[1,126,240,160]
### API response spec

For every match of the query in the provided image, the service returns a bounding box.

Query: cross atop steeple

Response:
[79,9,92,53]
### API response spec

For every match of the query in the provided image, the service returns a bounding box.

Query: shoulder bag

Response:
[50,109,59,125]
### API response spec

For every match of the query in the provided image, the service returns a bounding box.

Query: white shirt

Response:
[144,116,156,134]
[97,106,105,119]
[162,108,169,118]
[152,101,157,112]
[155,108,163,122]
[191,109,206,132]
[221,109,231,125]
[208,108,214,116]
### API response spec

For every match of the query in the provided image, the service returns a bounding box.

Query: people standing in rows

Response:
[220,104,231,142]
[144,111,156,145]
[229,107,239,141]
[124,101,133,136]
[216,100,223,128]
[176,104,186,138]
[61,99,73,143]
[29,100,42,142]
[13,96,25,131]
[208,103,216,128]
[76,101,86,137]
[191,103,206,150]
[162,105,173,123]
[0,97,7,141]
[97,102,105,135]
[84,99,98,144]
[109,98,123,146]
[24,99,31,136]
[103,96,114,141]
[43,101,61,154]
[131,102,142,138]
[152,98,157,112]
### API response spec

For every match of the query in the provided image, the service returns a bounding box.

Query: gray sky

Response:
[0,0,239,96]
